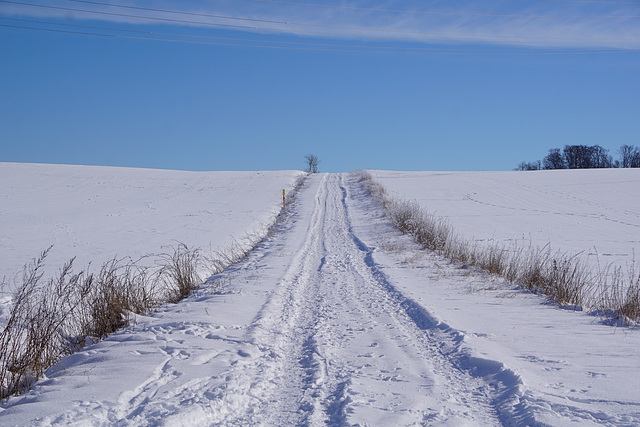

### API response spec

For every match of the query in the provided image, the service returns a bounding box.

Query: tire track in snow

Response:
[220,173,513,425]
[343,174,537,426]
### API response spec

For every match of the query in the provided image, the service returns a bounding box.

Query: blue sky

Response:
[1,0,639,172]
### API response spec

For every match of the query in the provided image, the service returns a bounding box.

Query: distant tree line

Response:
[516,144,640,171]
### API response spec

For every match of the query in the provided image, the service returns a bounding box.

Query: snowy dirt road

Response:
[6,172,636,426]
[222,173,509,425]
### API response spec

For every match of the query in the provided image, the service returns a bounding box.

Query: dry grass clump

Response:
[595,262,640,324]
[0,248,90,399]
[619,276,640,321]
[208,240,249,275]
[388,200,451,252]
[81,257,160,340]
[0,244,203,400]
[354,170,640,325]
[159,244,204,304]
[357,170,392,209]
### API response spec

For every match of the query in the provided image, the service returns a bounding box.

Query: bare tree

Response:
[619,144,640,168]
[563,145,594,169]
[619,145,634,168]
[515,160,541,171]
[633,150,640,168]
[543,148,566,170]
[304,154,319,173]
[591,145,613,168]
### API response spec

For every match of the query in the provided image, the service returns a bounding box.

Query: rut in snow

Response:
[213,173,521,425]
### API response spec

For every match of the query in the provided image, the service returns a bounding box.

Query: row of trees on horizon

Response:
[516,144,640,171]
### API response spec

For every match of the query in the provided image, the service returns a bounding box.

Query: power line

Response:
[0,16,513,52]
[543,0,639,4]
[251,0,640,18]
[3,22,638,55]
[0,23,497,53]
[0,0,307,30]
[1,0,637,45]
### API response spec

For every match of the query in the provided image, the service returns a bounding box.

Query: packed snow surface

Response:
[1,165,640,425]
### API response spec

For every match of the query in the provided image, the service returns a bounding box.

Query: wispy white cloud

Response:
[1,0,639,50]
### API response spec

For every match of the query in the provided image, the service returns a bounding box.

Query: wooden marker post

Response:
[283,189,286,212]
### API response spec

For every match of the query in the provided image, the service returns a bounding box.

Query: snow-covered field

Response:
[1,164,640,425]
[0,162,303,280]
[0,162,303,326]
[370,169,640,276]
